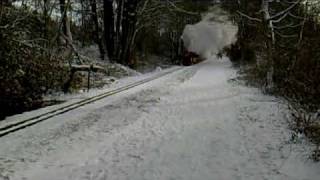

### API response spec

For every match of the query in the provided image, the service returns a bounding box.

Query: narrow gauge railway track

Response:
[0,67,182,137]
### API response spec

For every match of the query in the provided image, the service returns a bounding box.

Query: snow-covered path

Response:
[1,58,319,180]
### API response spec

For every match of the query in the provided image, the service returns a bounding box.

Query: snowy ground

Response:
[0,66,173,129]
[0,58,319,180]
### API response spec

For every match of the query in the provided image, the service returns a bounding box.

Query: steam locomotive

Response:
[182,51,203,66]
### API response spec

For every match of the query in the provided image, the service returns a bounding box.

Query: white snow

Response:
[0,66,179,131]
[0,58,319,180]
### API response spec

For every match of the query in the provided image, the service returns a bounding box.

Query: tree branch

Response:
[237,10,262,22]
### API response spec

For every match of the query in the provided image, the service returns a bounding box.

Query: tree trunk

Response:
[120,0,138,65]
[261,0,275,90]
[103,0,115,61]
[90,0,105,60]
[59,0,68,37]
[115,0,124,62]
[43,0,49,48]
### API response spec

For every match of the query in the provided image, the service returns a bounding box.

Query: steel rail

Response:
[0,67,182,137]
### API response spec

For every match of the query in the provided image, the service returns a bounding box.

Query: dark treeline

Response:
[221,0,320,154]
[0,0,210,119]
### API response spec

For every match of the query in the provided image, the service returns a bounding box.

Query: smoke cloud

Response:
[182,9,238,58]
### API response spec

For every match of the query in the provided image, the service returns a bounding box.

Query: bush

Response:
[0,7,67,119]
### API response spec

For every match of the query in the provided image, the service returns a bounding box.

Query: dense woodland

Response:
[221,0,320,153]
[0,0,210,119]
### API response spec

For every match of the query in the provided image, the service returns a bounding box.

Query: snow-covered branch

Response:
[270,0,301,20]
[166,0,199,16]
[273,22,303,29]
[237,10,262,22]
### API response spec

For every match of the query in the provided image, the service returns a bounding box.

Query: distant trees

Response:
[1,0,208,66]
[45,0,206,66]
[221,0,320,152]
[98,0,206,66]
[222,0,309,89]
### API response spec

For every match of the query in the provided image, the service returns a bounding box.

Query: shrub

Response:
[0,7,67,119]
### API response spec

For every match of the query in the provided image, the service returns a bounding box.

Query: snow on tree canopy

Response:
[182,10,238,58]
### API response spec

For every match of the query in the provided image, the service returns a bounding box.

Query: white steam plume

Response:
[182,9,238,58]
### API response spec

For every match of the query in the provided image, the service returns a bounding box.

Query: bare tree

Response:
[236,0,304,89]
